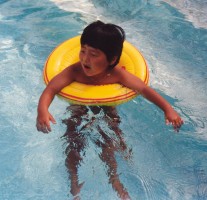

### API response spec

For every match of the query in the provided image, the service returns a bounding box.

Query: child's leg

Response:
[62,105,88,197]
[97,126,131,200]
[102,106,132,157]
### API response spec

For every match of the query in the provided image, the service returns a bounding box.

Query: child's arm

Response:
[36,64,76,133]
[117,68,183,131]
[139,85,183,131]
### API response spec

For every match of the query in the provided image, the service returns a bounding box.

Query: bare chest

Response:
[76,73,118,85]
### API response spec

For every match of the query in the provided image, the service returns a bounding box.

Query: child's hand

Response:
[165,109,183,132]
[36,111,56,133]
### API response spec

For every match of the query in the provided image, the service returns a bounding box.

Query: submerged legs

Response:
[63,105,131,199]
[63,105,88,198]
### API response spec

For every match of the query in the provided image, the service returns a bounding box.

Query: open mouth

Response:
[83,64,91,70]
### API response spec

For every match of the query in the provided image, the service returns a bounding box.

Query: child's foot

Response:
[120,191,131,200]
[71,182,85,197]
[73,195,80,200]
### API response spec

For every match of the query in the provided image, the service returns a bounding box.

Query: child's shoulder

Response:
[112,65,128,76]
[65,62,82,76]
[69,62,82,71]
[61,62,83,80]
[107,65,127,83]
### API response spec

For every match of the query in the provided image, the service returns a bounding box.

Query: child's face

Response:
[79,44,111,77]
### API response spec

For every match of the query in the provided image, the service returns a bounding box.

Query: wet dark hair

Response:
[80,20,125,69]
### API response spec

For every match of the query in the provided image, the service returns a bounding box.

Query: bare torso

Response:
[70,62,121,85]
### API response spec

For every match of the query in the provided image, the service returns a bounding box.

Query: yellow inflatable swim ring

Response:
[43,36,149,106]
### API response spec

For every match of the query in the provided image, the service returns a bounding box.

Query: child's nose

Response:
[83,53,90,64]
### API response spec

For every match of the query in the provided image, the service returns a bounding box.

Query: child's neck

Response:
[87,69,111,85]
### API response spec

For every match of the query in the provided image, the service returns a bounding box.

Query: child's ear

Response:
[110,56,118,65]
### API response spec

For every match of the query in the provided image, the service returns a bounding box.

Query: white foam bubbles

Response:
[163,0,207,29]
[49,0,104,23]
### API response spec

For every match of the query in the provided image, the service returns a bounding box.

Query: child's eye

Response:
[80,49,85,54]
[91,53,97,57]
[90,52,99,57]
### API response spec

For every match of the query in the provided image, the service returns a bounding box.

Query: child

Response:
[36,20,183,133]
[36,21,183,199]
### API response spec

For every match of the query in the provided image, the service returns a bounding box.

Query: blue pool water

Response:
[0,0,207,199]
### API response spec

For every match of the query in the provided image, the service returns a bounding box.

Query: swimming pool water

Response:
[0,0,207,199]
